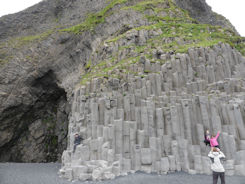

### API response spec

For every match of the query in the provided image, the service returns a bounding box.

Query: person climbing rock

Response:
[208,131,220,151]
[208,147,226,184]
[73,133,82,153]
[204,129,211,146]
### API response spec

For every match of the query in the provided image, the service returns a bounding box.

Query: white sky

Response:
[206,0,245,36]
[0,0,43,17]
[0,0,244,36]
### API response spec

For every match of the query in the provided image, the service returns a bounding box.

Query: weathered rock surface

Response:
[0,0,244,175]
[60,34,245,180]
[173,0,238,34]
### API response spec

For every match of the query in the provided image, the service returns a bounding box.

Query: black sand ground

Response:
[0,163,244,184]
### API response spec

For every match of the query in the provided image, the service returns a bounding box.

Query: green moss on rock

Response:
[61,0,127,34]
[9,30,55,48]
[80,56,140,85]
[77,0,245,87]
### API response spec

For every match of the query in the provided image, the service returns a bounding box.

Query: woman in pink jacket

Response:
[208,131,220,151]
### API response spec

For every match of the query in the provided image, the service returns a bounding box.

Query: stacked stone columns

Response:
[60,43,245,181]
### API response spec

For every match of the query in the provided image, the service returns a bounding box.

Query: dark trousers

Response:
[73,143,79,153]
[213,171,225,184]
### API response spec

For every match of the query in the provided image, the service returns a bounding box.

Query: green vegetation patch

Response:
[17,30,54,44]
[0,58,8,66]
[85,58,92,70]
[61,0,127,34]
[122,0,168,13]
[122,0,192,22]
[78,0,245,87]
[235,39,245,56]
[0,48,13,67]
[106,20,245,54]
[80,56,140,85]
[4,29,55,49]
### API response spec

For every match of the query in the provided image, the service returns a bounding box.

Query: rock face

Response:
[0,69,69,162]
[1,0,117,162]
[0,0,244,173]
[60,38,245,180]
[173,0,238,34]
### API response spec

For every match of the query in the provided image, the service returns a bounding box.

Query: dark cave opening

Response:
[0,70,69,162]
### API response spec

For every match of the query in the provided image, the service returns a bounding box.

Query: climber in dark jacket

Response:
[73,133,82,153]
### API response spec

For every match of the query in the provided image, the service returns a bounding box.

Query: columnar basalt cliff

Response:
[0,0,245,178]
[60,42,245,180]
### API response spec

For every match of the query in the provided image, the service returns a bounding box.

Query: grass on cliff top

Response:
[122,0,193,22]
[61,0,182,34]
[104,0,244,54]
[106,20,245,54]
[61,0,127,34]
[78,0,245,86]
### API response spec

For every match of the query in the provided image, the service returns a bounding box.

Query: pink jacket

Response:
[209,132,220,147]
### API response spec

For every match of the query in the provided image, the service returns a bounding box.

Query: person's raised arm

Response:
[215,131,220,139]
[219,151,225,159]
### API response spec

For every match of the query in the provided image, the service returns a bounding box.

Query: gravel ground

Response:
[0,163,245,184]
